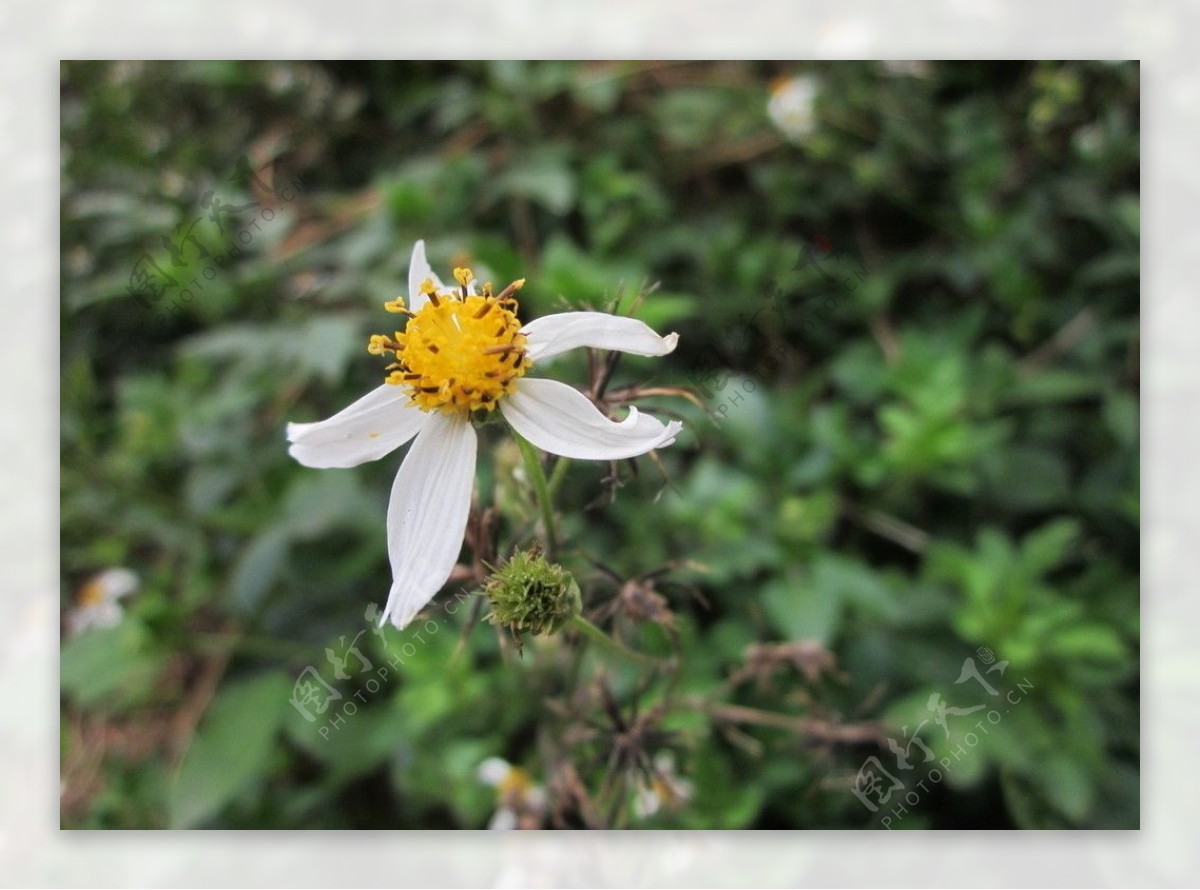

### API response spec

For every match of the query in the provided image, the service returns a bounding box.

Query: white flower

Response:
[477,756,514,787]
[633,752,694,819]
[477,757,547,830]
[66,568,139,636]
[767,74,820,144]
[287,240,682,629]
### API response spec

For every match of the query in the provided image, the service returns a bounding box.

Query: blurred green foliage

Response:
[60,61,1138,829]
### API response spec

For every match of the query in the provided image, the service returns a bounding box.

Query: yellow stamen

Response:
[384,297,408,314]
[370,275,531,414]
[367,334,394,356]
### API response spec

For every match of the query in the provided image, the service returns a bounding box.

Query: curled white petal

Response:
[287,385,428,469]
[521,311,679,363]
[500,377,682,461]
[382,412,478,629]
[407,239,446,313]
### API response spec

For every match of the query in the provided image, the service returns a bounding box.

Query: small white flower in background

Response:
[287,240,682,629]
[879,60,932,79]
[767,74,820,144]
[66,568,139,636]
[477,756,547,830]
[633,752,694,819]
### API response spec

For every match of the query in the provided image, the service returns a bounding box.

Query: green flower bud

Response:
[484,549,581,641]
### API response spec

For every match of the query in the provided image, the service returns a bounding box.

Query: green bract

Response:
[483,549,581,638]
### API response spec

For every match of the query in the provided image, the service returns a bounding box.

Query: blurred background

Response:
[60,60,1139,830]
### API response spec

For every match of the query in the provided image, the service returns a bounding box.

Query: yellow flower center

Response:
[369,269,529,414]
[78,578,107,607]
[497,766,535,802]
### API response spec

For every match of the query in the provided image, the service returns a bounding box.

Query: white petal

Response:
[287,385,428,468]
[94,568,139,602]
[382,412,478,629]
[521,311,679,363]
[67,602,124,637]
[488,808,518,831]
[633,786,661,818]
[407,239,446,313]
[477,757,512,786]
[500,377,682,460]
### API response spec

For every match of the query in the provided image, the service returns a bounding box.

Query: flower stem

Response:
[570,615,658,668]
[547,455,571,497]
[512,430,558,561]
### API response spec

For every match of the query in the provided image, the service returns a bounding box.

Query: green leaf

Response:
[1001,370,1106,406]
[1040,751,1096,822]
[762,573,842,645]
[490,147,577,215]
[1103,391,1139,449]
[1020,518,1080,576]
[60,622,162,709]
[228,528,289,613]
[981,445,1071,510]
[1046,623,1127,662]
[286,701,411,785]
[812,554,902,622]
[168,671,294,828]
